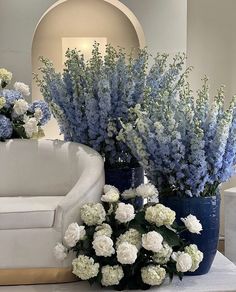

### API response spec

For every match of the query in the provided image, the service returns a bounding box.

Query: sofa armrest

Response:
[54,156,104,234]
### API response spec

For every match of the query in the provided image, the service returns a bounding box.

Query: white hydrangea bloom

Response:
[64,223,85,247]
[136,183,158,199]
[80,203,106,226]
[116,242,138,265]
[101,265,124,286]
[72,255,99,280]
[116,228,142,249]
[142,231,163,253]
[0,96,6,109]
[53,243,68,261]
[94,223,112,238]
[115,202,135,223]
[172,251,192,272]
[107,120,118,137]
[23,117,38,138]
[92,235,115,257]
[34,108,43,121]
[181,214,203,234]
[0,68,12,84]
[145,204,176,226]
[141,265,166,286]
[184,244,204,272]
[121,188,137,199]
[101,189,119,203]
[153,242,173,264]
[13,99,29,116]
[14,82,30,96]
[103,185,119,194]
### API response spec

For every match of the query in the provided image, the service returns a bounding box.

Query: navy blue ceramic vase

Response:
[105,164,144,193]
[160,193,221,275]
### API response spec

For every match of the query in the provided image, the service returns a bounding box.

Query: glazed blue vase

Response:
[160,193,221,275]
[105,165,144,209]
[105,165,144,193]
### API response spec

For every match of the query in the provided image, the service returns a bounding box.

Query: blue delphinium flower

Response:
[217,98,236,182]
[35,45,188,168]
[122,75,236,197]
[0,115,13,139]
[29,100,51,125]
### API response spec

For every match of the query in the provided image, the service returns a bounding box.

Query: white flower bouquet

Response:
[0,68,51,140]
[54,184,203,290]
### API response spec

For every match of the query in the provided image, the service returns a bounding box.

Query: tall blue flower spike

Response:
[121,71,236,197]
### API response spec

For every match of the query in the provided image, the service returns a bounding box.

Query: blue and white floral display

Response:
[0,68,51,140]
[54,184,203,290]
[119,73,236,197]
[35,44,186,167]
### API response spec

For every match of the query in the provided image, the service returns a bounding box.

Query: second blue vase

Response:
[160,193,221,275]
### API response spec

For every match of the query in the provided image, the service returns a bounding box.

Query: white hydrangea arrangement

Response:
[54,183,203,290]
[0,68,51,140]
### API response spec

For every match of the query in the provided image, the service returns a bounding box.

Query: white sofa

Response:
[0,139,104,285]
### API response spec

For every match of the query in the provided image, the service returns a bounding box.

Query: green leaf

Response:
[156,226,181,247]
[133,211,145,224]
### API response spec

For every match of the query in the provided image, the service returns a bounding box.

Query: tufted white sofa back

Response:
[0,139,101,197]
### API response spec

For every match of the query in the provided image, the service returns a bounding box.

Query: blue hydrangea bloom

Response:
[29,100,51,125]
[1,89,22,108]
[0,115,13,139]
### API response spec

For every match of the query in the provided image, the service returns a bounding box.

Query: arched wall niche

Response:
[32,0,145,138]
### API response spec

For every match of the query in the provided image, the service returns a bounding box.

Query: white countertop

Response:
[1,252,236,292]
[224,187,236,195]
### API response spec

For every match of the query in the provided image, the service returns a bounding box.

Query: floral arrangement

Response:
[54,184,203,290]
[119,74,236,197]
[0,68,51,140]
[34,44,186,168]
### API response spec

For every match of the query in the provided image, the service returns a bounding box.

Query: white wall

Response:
[0,0,187,94]
[187,0,236,104]
[0,0,55,99]
[121,0,187,56]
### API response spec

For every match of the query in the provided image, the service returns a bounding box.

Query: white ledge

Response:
[1,252,236,292]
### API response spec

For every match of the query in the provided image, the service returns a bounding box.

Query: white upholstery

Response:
[0,196,63,229]
[0,139,104,269]
[0,140,83,197]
